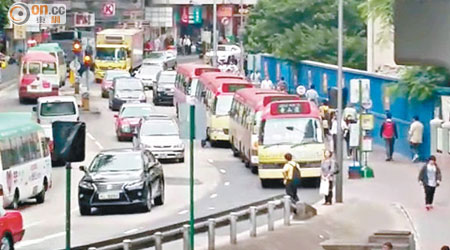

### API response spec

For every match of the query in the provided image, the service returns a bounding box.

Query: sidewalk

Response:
[0,64,19,90]
[214,145,450,249]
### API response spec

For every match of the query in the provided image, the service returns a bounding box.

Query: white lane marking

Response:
[209,193,218,199]
[208,159,214,163]
[208,207,215,210]
[15,231,65,248]
[86,132,95,140]
[319,234,325,239]
[95,141,104,150]
[219,169,226,174]
[124,228,140,235]
[23,220,43,230]
[178,209,188,215]
[86,131,104,150]
[224,181,230,186]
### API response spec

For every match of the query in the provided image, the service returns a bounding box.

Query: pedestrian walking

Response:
[382,242,393,250]
[260,76,274,90]
[282,153,301,203]
[409,115,424,162]
[185,36,192,55]
[343,103,357,121]
[418,155,442,211]
[343,115,355,159]
[380,112,398,161]
[305,84,319,105]
[320,150,336,205]
[250,70,261,84]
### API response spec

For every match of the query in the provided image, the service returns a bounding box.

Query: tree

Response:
[245,0,367,69]
[0,0,12,32]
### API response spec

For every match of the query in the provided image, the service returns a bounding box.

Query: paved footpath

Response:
[212,145,450,250]
[0,64,19,89]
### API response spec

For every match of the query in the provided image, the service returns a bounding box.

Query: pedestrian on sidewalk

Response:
[380,112,398,161]
[343,115,355,159]
[409,115,424,162]
[320,150,336,205]
[418,155,442,211]
[330,111,338,153]
[382,242,393,250]
[305,84,319,105]
[260,76,274,90]
[282,153,302,204]
[276,77,287,92]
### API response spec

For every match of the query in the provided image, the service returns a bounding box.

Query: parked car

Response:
[78,148,165,215]
[134,116,185,162]
[153,71,176,105]
[115,103,155,141]
[0,207,25,249]
[101,70,130,98]
[143,51,176,69]
[108,77,146,111]
[134,64,164,90]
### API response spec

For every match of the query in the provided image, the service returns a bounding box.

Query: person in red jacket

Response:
[380,112,398,161]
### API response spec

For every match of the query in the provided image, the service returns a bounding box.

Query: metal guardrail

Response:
[80,194,295,250]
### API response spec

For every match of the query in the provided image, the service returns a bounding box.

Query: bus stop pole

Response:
[335,0,344,203]
[189,104,195,249]
[66,162,71,250]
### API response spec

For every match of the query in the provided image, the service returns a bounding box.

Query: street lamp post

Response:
[239,0,245,75]
[212,0,218,67]
[335,0,344,203]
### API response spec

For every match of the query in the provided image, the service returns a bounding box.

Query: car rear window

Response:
[40,102,76,116]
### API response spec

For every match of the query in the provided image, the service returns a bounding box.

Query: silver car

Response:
[134,64,164,89]
[143,51,177,69]
[135,117,185,162]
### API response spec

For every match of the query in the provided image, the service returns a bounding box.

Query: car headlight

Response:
[121,124,131,133]
[125,180,145,190]
[115,93,122,99]
[140,93,146,100]
[157,86,165,92]
[174,143,184,149]
[79,180,94,190]
[141,143,152,149]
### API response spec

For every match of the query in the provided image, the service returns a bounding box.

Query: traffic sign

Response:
[221,17,229,25]
[102,3,116,17]
[296,85,306,96]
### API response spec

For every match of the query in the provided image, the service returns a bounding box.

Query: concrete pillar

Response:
[442,121,450,154]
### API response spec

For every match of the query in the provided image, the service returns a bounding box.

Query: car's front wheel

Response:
[154,179,165,206]
[144,187,152,212]
[1,234,13,250]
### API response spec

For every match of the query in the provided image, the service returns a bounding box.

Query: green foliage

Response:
[358,0,393,24]
[245,0,367,69]
[389,67,450,101]
[0,0,12,31]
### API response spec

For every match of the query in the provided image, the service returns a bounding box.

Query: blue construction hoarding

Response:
[259,54,435,158]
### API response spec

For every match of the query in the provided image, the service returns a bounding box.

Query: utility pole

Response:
[239,0,245,75]
[335,0,344,203]
[212,0,218,67]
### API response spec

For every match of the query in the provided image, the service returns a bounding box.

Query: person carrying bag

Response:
[282,153,302,203]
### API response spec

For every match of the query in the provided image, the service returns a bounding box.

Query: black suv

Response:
[78,148,164,215]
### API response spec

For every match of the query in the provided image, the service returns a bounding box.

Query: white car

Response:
[34,96,79,126]
[205,45,241,64]
[134,64,164,89]
[135,116,185,162]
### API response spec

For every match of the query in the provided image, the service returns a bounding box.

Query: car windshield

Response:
[121,106,154,118]
[40,102,76,116]
[158,74,176,84]
[106,71,129,81]
[140,120,178,136]
[262,118,323,145]
[116,79,142,90]
[89,153,143,172]
[147,53,164,59]
[214,95,234,116]
[97,48,126,61]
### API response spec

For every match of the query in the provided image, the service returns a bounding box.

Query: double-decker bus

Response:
[195,72,254,146]
[0,113,52,208]
[173,63,220,117]
[257,100,325,187]
[229,88,300,172]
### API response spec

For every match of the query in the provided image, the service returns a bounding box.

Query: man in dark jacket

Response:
[380,112,398,161]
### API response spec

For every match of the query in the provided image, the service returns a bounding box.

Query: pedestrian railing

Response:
[82,195,296,250]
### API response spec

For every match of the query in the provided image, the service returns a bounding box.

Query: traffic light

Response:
[83,55,93,67]
[72,40,82,54]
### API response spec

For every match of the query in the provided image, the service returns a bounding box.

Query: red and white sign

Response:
[103,3,116,17]
[221,17,229,25]
[181,7,189,24]
[217,5,233,17]
[74,12,95,27]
